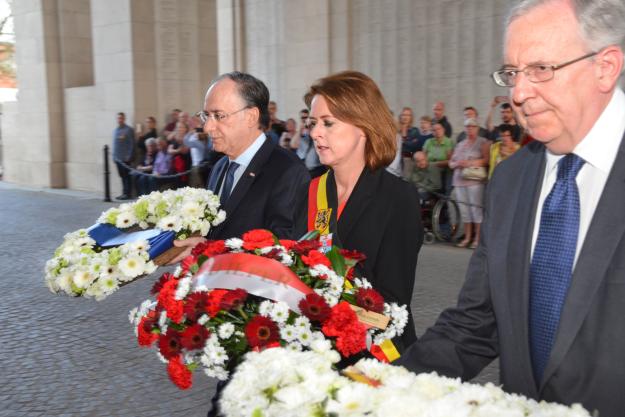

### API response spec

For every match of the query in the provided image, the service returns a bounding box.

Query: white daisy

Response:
[118,254,146,278]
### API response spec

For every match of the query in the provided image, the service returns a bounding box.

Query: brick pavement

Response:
[0,183,496,417]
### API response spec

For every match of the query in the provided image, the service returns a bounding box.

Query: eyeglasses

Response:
[491,51,598,87]
[195,106,249,124]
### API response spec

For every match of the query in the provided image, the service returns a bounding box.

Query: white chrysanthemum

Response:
[214,209,226,225]
[199,220,211,236]
[118,254,146,279]
[280,325,298,342]
[129,240,150,253]
[204,365,229,381]
[279,253,294,266]
[115,209,137,229]
[258,300,274,317]
[73,269,94,289]
[269,301,290,324]
[354,277,373,289]
[57,270,74,293]
[157,215,182,232]
[297,328,314,346]
[285,342,303,352]
[294,316,311,329]
[326,383,376,416]
[225,237,243,250]
[174,276,192,300]
[99,275,119,293]
[198,314,209,326]
[218,323,235,339]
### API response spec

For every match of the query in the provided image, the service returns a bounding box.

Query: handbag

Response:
[461,166,488,181]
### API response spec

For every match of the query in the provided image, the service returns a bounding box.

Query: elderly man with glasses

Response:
[174,71,309,245]
[397,1,625,416]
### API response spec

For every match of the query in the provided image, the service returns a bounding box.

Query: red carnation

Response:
[158,330,183,359]
[184,292,210,321]
[151,272,176,295]
[219,288,248,311]
[180,324,210,350]
[157,278,184,323]
[301,250,332,268]
[137,314,159,347]
[298,293,331,323]
[181,254,198,273]
[167,356,192,390]
[356,288,385,313]
[292,239,321,255]
[245,316,280,348]
[339,249,367,262]
[322,301,367,357]
[242,229,275,250]
[279,239,296,250]
[201,240,228,257]
[206,289,228,317]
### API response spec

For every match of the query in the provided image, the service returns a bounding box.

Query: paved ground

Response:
[0,182,497,417]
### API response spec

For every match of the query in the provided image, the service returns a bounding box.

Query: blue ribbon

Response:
[87,223,175,259]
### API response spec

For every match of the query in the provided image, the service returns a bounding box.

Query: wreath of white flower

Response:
[45,187,225,300]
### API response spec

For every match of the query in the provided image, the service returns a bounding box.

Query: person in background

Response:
[448,118,489,249]
[147,137,173,192]
[410,151,442,202]
[432,100,453,138]
[134,138,157,196]
[397,107,420,178]
[112,112,135,200]
[162,108,181,137]
[279,118,298,150]
[456,106,490,143]
[423,121,454,194]
[267,100,286,143]
[168,121,191,187]
[486,98,523,141]
[296,109,326,178]
[488,125,520,178]
[185,127,213,187]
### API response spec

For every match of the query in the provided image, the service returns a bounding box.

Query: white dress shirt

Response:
[219,133,266,199]
[531,88,625,267]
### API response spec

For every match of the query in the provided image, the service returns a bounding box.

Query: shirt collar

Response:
[545,87,625,175]
[231,132,266,168]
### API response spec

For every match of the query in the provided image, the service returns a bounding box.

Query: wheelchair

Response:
[419,191,463,244]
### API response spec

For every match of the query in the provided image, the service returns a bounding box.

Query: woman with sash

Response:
[295,71,424,357]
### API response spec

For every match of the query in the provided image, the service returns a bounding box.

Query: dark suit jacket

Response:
[398,137,625,417]
[207,137,309,240]
[296,168,424,350]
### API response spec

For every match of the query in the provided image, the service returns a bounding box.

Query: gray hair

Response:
[507,0,625,51]
[145,138,157,148]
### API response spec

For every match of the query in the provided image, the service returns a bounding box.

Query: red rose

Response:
[158,330,183,359]
[322,301,367,357]
[242,229,276,250]
[356,288,385,313]
[292,239,321,255]
[298,293,331,323]
[137,314,159,347]
[279,239,296,250]
[301,250,332,268]
[339,249,367,262]
[151,272,176,295]
[167,356,192,390]
[184,292,210,321]
[206,289,229,317]
[245,316,280,348]
[180,324,210,350]
[219,288,248,311]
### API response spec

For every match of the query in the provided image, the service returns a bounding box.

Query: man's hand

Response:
[167,236,207,265]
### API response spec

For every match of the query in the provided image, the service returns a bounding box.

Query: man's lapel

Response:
[221,138,273,220]
[504,142,546,395]
[207,157,228,192]
[541,131,625,390]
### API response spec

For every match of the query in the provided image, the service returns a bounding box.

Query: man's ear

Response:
[247,107,260,128]
[595,45,624,93]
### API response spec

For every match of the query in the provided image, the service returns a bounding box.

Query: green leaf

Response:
[133,200,149,220]
[190,263,199,274]
[326,247,346,277]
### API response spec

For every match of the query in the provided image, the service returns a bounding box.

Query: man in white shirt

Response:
[398,1,625,416]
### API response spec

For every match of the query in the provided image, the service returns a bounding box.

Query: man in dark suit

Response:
[172,72,308,253]
[397,1,625,416]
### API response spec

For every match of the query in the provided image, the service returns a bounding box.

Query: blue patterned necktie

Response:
[220,161,240,205]
[529,153,585,383]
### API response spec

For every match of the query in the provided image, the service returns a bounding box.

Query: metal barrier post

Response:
[103,145,112,202]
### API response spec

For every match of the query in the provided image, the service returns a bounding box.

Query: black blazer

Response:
[398,136,625,417]
[207,138,309,240]
[296,168,423,350]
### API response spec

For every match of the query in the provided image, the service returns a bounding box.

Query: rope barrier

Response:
[113,157,211,179]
